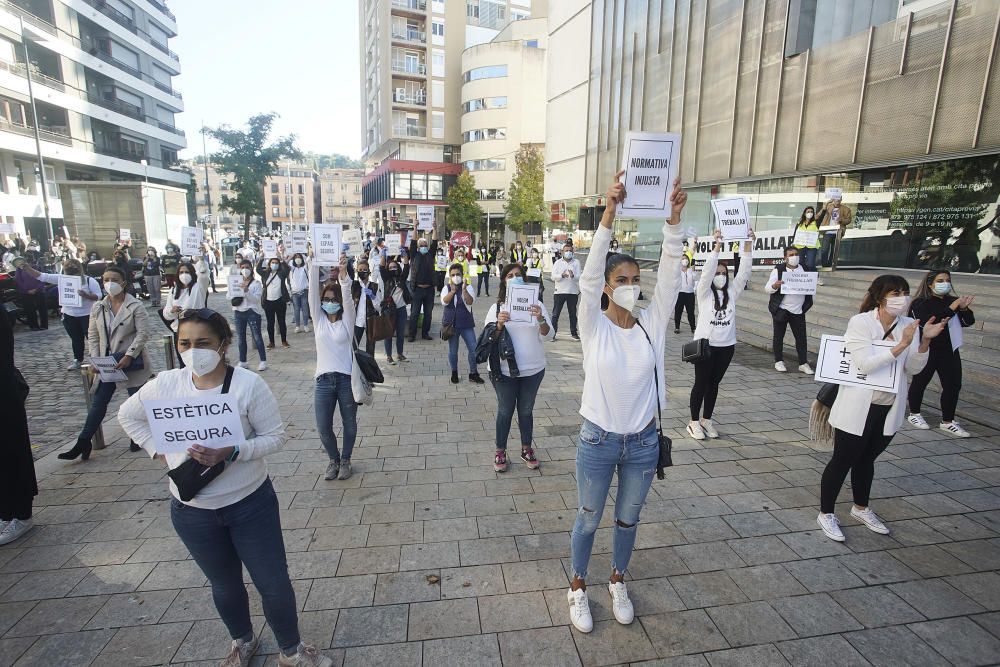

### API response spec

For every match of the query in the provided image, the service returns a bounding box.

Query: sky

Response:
[170,0,362,160]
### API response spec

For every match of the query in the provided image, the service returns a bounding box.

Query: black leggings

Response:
[908,347,962,422]
[674,292,695,331]
[689,344,735,421]
[773,311,808,364]
[820,404,893,514]
[263,299,288,344]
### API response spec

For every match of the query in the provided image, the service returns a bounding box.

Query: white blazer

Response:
[828,309,928,437]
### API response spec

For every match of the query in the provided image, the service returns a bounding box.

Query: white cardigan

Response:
[828,310,928,437]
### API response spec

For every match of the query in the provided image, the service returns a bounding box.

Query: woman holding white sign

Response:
[567,171,687,634]
[118,309,334,667]
[817,275,946,543]
[289,253,311,334]
[19,259,101,370]
[687,229,753,441]
[232,259,268,372]
[441,263,484,384]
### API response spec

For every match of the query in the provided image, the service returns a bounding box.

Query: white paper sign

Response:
[88,355,128,383]
[618,131,681,219]
[119,228,131,241]
[504,283,539,323]
[261,239,278,258]
[142,394,244,454]
[435,255,448,270]
[711,197,751,241]
[180,226,204,256]
[0,223,14,234]
[311,224,342,264]
[385,235,401,256]
[793,229,819,247]
[417,205,435,231]
[468,261,479,276]
[227,274,245,298]
[948,315,963,351]
[289,231,309,254]
[526,267,542,278]
[815,335,901,393]
[343,229,363,257]
[58,274,82,307]
[781,271,819,295]
[825,187,843,200]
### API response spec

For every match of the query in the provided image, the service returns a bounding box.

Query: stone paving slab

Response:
[4,284,1000,665]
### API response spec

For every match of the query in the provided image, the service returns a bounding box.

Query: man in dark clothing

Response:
[15,254,48,330]
[407,235,439,342]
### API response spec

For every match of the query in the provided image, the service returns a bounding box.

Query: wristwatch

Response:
[227,446,240,463]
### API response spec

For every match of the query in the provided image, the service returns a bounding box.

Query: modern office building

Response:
[0,0,187,247]
[545,0,1000,273]
[319,167,364,226]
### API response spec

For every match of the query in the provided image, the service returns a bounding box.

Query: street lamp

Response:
[20,19,53,249]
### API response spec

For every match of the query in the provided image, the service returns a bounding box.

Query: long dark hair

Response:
[860,274,910,312]
[797,206,816,226]
[496,262,523,308]
[913,269,954,302]
[711,263,730,311]
[173,261,197,299]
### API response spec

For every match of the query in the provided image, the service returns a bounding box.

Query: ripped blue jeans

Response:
[570,418,659,580]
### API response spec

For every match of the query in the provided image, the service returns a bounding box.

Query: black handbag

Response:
[352,340,384,384]
[636,322,673,478]
[815,322,897,407]
[682,338,710,364]
[167,366,235,501]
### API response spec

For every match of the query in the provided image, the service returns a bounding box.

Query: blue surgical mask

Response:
[509,276,525,285]
[933,282,951,296]
[321,301,342,315]
[419,246,429,255]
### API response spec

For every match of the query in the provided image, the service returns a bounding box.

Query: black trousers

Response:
[820,404,893,514]
[23,291,48,329]
[477,271,491,296]
[263,299,288,345]
[354,325,375,354]
[908,347,962,422]
[773,311,808,364]
[62,314,89,362]
[674,292,695,331]
[551,293,579,336]
[409,286,435,338]
[689,344,735,421]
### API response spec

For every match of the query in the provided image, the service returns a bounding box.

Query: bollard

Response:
[163,334,176,370]
[80,365,106,450]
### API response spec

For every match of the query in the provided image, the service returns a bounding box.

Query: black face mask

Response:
[358,271,370,280]
[389,268,401,276]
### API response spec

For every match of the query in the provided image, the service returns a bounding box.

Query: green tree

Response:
[305,152,364,170]
[175,163,199,224]
[504,145,545,234]
[445,170,483,232]
[208,113,301,240]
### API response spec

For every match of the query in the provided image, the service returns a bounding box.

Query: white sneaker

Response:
[817,513,845,542]
[850,506,890,535]
[257,361,267,372]
[567,588,593,633]
[0,518,34,546]
[294,325,302,334]
[940,421,971,438]
[907,414,930,430]
[818,279,825,286]
[237,361,249,369]
[608,581,635,625]
[277,643,333,667]
[699,419,719,439]
[686,421,706,441]
[67,359,81,371]
[220,634,259,667]
[304,324,311,333]
[775,361,787,372]
[799,363,814,374]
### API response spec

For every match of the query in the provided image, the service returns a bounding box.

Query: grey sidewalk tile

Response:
[890,544,976,577]
[69,562,155,596]
[726,536,798,566]
[336,545,399,576]
[705,644,790,667]
[572,618,658,666]
[408,598,480,641]
[498,626,581,667]
[771,593,864,637]
[922,514,998,541]
[721,512,789,538]
[0,636,37,665]
[674,517,739,543]
[908,617,1000,666]
[939,538,1000,571]
[705,601,797,647]
[514,532,569,561]
[500,558,567,593]
[311,525,370,551]
[365,521,424,547]
[440,564,506,599]
[423,517,479,543]
[626,547,691,580]
[783,557,866,593]
[640,609,730,658]
[332,604,408,648]
[669,572,748,609]
[830,586,925,628]
[777,530,851,559]
[888,579,986,619]
[374,570,441,604]
[6,595,108,637]
[400,542,460,571]
[946,571,1000,610]
[96,621,191,666]
[459,537,521,566]
[84,589,178,629]
[674,542,746,573]
[627,577,686,616]
[836,552,921,585]
[728,564,809,601]
[11,628,115,667]
[478,591,552,633]
[343,641,422,667]
[422,633,501,667]
[477,514,534,538]
[304,575,376,610]
[1,568,89,601]
[136,559,206,591]
[775,635,870,667]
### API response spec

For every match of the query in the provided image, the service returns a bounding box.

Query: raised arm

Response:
[307,258,323,325]
[731,242,753,298]
[697,248,720,300]
[192,257,210,307]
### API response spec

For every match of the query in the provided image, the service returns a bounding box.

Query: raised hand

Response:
[668,178,688,224]
[606,170,627,214]
[923,315,949,339]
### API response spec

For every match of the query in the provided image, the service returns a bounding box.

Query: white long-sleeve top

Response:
[354,278,383,328]
[162,258,211,331]
[550,258,582,295]
[677,267,696,294]
[289,265,309,293]
[233,278,265,316]
[693,248,752,348]
[484,301,555,377]
[38,272,102,317]
[118,366,286,510]
[764,264,806,314]
[310,259,355,377]
[579,222,683,434]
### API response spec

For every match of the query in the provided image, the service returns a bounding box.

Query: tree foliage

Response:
[176,163,199,224]
[504,145,545,233]
[305,153,364,170]
[208,113,301,240]
[445,170,483,232]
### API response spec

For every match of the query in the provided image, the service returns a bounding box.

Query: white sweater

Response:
[38,272,102,317]
[118,366,286,510]
[579,222,683,434]
[693,248,752,348]
[162,258,210,331]
[550,258,582,295]
[309,259,355,377]
[484,301,555,377]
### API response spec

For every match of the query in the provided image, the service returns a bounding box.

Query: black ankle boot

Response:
[451,371,459,384]
[469,373,485,385]
[129,440,141,452]
[58,438,92,461]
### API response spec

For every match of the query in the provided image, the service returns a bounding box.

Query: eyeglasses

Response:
[179,308,219,322]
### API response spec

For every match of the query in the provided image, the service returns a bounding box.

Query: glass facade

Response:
[463,64,508,81]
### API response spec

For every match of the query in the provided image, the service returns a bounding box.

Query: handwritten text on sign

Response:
[815,335,901,394]
[618,131,681,219]
[180,226,204,256]
[289,232,309,254]
[59,274,82,307]
[505,284,539,324]
[711,197,751,241]
[119,229,131,241]
[311,224,342,264]
[142,394,244,454]
[780,271,819,295]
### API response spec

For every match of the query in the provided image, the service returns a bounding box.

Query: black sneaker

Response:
[422,334,433,341]
[674,328,680,334]
[451,371,459,384]
[469,373,485,384]
[571,334,580,341]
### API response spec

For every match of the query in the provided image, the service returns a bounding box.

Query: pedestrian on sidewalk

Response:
[22,259,102,369]
[485,263,554,472]
[674,253,696,334]
[407,236,440,341]
[687,229,753,441]
[0,311,36,546]
[163,258,211,367]
[765,247,813,374]
[15,251,48,330]
[567,172,688,635]
[59,265,152,461]
[550,242,581,341]
[475,241,493,296]
[816,275,946,543]
[288,253,311,334]
[441,263,484,385]
[142,248,162,307]
[525,247,546,305]
[118,309,333,667]
[232,259,267,372]
[792,206,822,272]
[351,258,382,355]
[310,254,358,482]
[907,270,976,437]
[257,254,292,350]
[379,253,411,365]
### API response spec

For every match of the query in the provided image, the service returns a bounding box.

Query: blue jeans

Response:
[384,306,408,357]
[79,381,139,442]
[800,247,819,272]
[170,478,300,653]
[234,310,266,363]
[448,327,478,373]
[290,290,310,327]
[570,418,659,579]
[491,369,544,450]
[315,372,358,462]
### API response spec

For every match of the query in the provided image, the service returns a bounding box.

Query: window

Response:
[393,173,411,199]
[462,127,506,142]
[272,195,279,205]
[464,158,506,171]
[299,196,306,207]
[476,189,506,200]
[463,65,507,82]
[271,183,279,193]
[218,180,228,190]
[272,207,280,217]
[431,49,445,77]
[297,184,304,195]
[432,111,444,139]
[432,21,444,36]
[432,80,444,107]
[285,207,292,217]
[284,184,290,193]
[467,2,478,18]
[299,207,306,218]
[523,39,538,48]
[285,195,291,205]
[462,96,507,113]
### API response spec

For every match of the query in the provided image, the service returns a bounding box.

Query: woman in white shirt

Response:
[673,254,697,334]
[484,263,554,473]
[310,254,358,482]
[232,259,268,372]
[288,253,311,334]
[441,263,483,384]
[568,171,687,634]
[20,259,101,369]
[163,258,210,367]
[687,230,753,441]
[817,275,947,543]
[118,309,333,667]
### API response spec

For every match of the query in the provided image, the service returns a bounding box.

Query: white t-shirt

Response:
[264,271,283,302]
[308,262,356,377]
[678,268,696,294]
[440,283,476,306]
[38,272,102,317]
[484,302,554,377]
[234,280,265,316]
[288,265,308,293]
[354,279,382,328]
[765,264,806,314]
[551,258,582,295]
[693,250,752,348]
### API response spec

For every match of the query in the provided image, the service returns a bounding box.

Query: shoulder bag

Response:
[103,304,144,371]
[635,322,674,478]
[682,338,710,364]
[167,366,235,501]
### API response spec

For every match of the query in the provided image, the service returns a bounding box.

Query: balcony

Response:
[0,0,57,35]
[391,0,426,14]
[392,124,426,138]
[391,27,426,44]
[145,0,175,21]
[81,0,136,32]
[392,88,426,106]
[391,59,426,77]
[0,117,73,146]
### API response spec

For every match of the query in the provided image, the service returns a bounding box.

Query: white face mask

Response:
[713,275,727,289]
[786,255,800,268]
[608,284,640,311]
[181,347,222,377]
[805,212,814,220]
[884,295,910,316]
[178,273,193,285]
[104,281,123,296]
[294,258,304,266]
[241,268,252,278]
[451,275,463,286]
[681,259,690,267]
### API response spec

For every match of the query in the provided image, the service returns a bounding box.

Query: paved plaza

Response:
[3,287,1000,666]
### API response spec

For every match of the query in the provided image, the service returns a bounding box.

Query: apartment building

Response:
[0,0,187,246]
[266,162,320,232]
[188,161,257,232]
[319,167,364,226]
